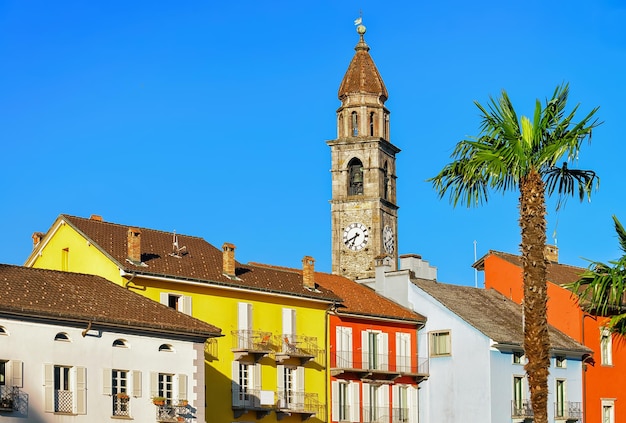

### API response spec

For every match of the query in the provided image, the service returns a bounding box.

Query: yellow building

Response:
[26,214,341,423]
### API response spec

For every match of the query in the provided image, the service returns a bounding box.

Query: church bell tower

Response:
[328,23,400,280]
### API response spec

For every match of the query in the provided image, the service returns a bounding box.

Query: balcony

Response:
[155,402,193,422]
[231,330,275,362]
[276,391,324,421]
[555,401,582,421]
[363,405,389,423]
[392,406,410,423]
[511,400,534,419]
[331,352,429,382]
[232,388,275,419]
[0,386,20,412]
[275,334,320,365]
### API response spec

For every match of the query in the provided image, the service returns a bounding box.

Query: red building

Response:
[475,248,624,423]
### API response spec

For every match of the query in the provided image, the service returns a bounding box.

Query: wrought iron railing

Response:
[231,330,275,352]
[0,386,19,411]
[155,403,190,422]
[511,400,534,418]
[232,388,264,409]
[332,351,429,375]
[392,406,410,423]
[113,396,130,417]
[55,390,73,413]
[363,405,389,423]
[276,390,322,416]
[555,401,582,420]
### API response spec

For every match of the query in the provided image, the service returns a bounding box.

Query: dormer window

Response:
[348,158,364,196]
[351,112,358,137]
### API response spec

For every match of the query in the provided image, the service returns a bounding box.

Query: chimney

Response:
[545,245,559,263]
[127,227,141,263]
[32,232,45,248]
[90,214,103,221]
[222,243,236,276]
[302,256,315,290]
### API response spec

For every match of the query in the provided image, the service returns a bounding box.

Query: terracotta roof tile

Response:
[338,37,388,101]
[0,264,221,339]
[52,215,341,303]
[488,250,586,286]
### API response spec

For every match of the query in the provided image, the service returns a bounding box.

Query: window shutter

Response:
[178,374,188,401]
[362,382,370,411]
[103,368,112,395]
[408,385,418,423]
[331,381,339,421]
[392,384,399,410]
[231,361,241,407]
[361,331,369,370]
[9,360,23,388]
[380,333,389,371]
[150,372,159,398]
[380,384,390,409]
[75,366,87,415]
[181,296,192,315]
[296,366,304,393]
[282,308,296,337]
[43,364,54,412]
[350,382,360,422]
[132,370,142,397]
[276,365,284,408]
[253,364,262,407]
[159,293,168,306]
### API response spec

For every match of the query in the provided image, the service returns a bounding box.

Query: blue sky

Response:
[1,1,624,286]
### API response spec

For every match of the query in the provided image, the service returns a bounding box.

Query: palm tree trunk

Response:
[519,169,550,423]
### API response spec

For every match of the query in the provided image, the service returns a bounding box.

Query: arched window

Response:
[113,339,129,348]
[348,158,364,196]
[54,332,70,342]
[383,162,389,200]
[159,344,174,352]
[0,326,7,335]
[351,112,358,137]
[384,113,389,139]
[369,112,375,136]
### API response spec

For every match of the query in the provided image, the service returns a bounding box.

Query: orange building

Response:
[475,249,624,423]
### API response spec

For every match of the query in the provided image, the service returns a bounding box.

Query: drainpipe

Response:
[581,312,597,423]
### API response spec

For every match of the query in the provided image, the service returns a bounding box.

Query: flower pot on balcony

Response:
[152,396,166,406]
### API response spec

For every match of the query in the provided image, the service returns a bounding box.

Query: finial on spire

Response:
[353,13,369,51]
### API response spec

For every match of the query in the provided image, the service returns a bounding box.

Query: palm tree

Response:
[429,83,600,423]
[567,215,626,333]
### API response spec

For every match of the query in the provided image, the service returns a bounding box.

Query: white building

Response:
[360,255,591,422]
[0,264,221,422]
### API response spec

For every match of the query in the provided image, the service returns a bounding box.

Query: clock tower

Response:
[328,23,400,280]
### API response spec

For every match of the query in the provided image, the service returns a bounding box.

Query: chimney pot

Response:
[32,232,45,248]
[302,256,315,290]
[223,243,236,276]
[127,227,141,263]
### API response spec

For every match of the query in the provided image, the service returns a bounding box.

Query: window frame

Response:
[600,327,613,366]
[429,330,451,357]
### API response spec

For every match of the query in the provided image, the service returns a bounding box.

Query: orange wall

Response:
[483,253,626,423]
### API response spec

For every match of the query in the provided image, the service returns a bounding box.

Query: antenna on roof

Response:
[169,230,187,258]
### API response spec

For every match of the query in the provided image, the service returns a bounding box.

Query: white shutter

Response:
[336,326,353,368]
[75,366,87,415]
[396,332,411,372]
[350,382,360,422]
[276,365,285,408]
[44,364,54,412]
[362,382,370,413]
[9,360,23,388]
[132,370,142,398]
[380,333,389,371]
[296,367,304,393]
[253,364,262,407]
[408,385,419,423]
[331,381,339,421]
[178,374,188,401]
[150,372,159,398]
[238,302,252,330]
[361,331,369,370]
[392,384,399,413]
[282,308,296,337]
[380,384,389,409]
[231,362,241,407]
[103,368,112,395]
[181,296,192,315]
[159,293,168,306]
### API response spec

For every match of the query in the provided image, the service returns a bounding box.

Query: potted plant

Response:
[178,399,188,406]
[152,396,166,406]
[116,392,129,400]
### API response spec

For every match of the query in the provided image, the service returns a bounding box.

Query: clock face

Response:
[383,225,395,254]
[343,222,369,251]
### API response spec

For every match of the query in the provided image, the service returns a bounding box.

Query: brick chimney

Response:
[32,232,45,248]
[90,214,103,221]
[302,256,315,290]
[127,227,141,263]
[545,245,559,263]
[223,243,236,276]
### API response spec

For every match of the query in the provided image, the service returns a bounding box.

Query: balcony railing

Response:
[55,390,73,413]
[0,386,19,412]
[231,330,275,361]
[113,396,130,417]
[363,405,389,423]
[155,403,191,422]
[511,400,534,418]
[276,390,322,417]
[392,406,410,423]
[555,401,582,420]
[276,334,321,364]
[332,351,429,379]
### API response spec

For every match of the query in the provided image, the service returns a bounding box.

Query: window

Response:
[369,112,375,136]
[429,330,451,357]
[158,344,174,352]
[555,355,566,368]
[277,365,304,410]
[513,376,524,415]
[54,332,70,341]
[383,162,389,200]
[0,326,7,335]
[602,399,615,423]
[396,332,411,372]
[394,385,409,422]
[112,370,130,417]
[0,360,22,390]
[158,373,173,404]
[332,381,359,422]
[513,351,524,364]
[44,364,86,414]
[232,362,260,408]
[62,248,69,271]
[348,158,364,196]
[362,330,388,370]
[363,383,388,423]
[0,361,5,386]
[555,379,566,418]
[338,381,349,421]
[601,327,612,366]
[351,111,358,136]
[335,326,353,368]
[150,372,186,406]
[160,293,192,315]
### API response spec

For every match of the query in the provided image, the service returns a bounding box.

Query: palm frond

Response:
[613,215,626,254]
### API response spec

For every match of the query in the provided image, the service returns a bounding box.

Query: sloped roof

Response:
[338,32,388,101]
[0,264,221,339]
[478,250,586,286]
[250,262,425,324]
[413,278,590,353]
[37,215,341,303]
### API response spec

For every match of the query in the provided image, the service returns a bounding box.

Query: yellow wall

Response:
[30,220,329,423]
